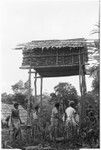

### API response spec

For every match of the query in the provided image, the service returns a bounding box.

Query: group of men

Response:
[9,100,79,141]
[50,101,79,140]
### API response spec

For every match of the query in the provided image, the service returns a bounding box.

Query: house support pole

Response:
[79,52,82,119]
[40,77,43,110]
[27,67,31,125]
[34,72,37,102]
[26,66,32,143]
[79,53,87,129]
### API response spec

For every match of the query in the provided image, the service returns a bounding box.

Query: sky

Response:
[0,0,99,95]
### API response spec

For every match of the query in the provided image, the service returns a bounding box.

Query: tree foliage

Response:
[89,24,100,95]
[1,80,34,110]
[1,93,14,104]
[12,80,33,95]
[80,24,100,146]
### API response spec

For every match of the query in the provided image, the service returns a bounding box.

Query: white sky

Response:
[0,0,99,95]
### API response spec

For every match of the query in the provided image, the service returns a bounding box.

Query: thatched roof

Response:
[15,38,87,50]
[15,38,88,77]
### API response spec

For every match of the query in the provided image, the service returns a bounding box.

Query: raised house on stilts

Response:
[15,38,88,126]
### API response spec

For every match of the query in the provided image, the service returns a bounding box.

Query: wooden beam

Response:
[28,71,36,73]
[34,64,79,68]
[23,52,88,58]
[20,66,34,69]
[20,62,90,71]
[34,76,41,79]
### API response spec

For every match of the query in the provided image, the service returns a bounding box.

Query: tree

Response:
[1,92,7,103]
[12,80,33,95]
[90,66,99,94]
[1,93,14,104]
[88,24,100,95]
[11,80,33,110]
[82,24,100,113]
[12,80,24,94]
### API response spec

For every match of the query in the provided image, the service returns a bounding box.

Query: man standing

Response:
[65,101,78,140]
[32,105,40,140]
[50,103,60,140]
[10,103,22,141]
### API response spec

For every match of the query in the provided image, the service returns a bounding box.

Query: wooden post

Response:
[79,52,87,96]
[26,66,32,144]
[34,72,37,101]
[79,50,87,129]
[78,50,83,129]
[40,77,43,109]
[79,52,83,96]
[82,51,87,95]
[27,67,31,126]
[82,65,87,95]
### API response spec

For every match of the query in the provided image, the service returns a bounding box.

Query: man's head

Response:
[55,102,60,109]
[35,105,39,112]
[69,101,75,108]
[14,103,19,109]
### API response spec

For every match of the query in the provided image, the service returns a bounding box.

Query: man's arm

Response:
[73,110,79,126]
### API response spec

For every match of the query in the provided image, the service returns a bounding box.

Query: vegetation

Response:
[79,24,100,147]
[2,80,34,110]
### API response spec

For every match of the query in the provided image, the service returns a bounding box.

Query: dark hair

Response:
[35,105,39,110]
[69,101,75,107]
[5,116,10,122]
[55,103,59,108]
[14,103,19,108]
